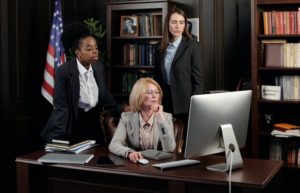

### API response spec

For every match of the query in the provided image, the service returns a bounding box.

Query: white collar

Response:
[76,59,93,75]
[169,36,182,48]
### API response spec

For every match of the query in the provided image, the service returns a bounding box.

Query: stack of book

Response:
[271,123,300,138]
[45,139,97,154]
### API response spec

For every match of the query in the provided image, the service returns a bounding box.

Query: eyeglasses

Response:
[145,89,160,95]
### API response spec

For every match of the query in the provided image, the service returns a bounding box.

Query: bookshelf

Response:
[251,0,300,192]
[105,0,171,102]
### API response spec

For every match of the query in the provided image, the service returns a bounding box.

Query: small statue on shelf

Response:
[263,113,274,131]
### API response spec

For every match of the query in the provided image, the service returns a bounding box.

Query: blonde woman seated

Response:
[109,78,176,163]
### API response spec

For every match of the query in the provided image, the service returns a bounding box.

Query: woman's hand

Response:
[128,151,143,163]
[152,104,165,123]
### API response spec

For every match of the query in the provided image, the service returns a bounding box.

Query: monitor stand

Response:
[206,124,243,172]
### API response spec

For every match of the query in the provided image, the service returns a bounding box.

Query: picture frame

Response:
[120,15,139,36]
[187,18,199,42]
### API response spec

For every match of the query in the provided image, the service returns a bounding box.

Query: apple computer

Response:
[184,90,252,172]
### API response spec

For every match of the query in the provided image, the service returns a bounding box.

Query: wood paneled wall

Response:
[175,0,250,92]
[0,0,250,192]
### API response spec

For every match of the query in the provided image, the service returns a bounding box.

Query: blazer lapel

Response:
[131,112,141,148]
[69,59,80,116]
[92,62,101,89]
[152,117,159,149]
[172,37,188,64]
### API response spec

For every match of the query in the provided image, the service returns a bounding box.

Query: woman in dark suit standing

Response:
[41,22,126,145]
[154,6,204,126]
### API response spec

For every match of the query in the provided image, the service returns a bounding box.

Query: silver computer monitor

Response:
[184,90,252,171]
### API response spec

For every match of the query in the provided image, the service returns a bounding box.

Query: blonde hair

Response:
[129,78,163,112]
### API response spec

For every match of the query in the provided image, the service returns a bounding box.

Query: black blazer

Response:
[155,37,204,114]
[41,59,122,142]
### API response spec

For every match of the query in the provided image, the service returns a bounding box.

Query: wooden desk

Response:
[16,146,283,193]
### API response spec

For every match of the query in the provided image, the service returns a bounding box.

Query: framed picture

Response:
[187,18,199,41]
[120,15,139,36]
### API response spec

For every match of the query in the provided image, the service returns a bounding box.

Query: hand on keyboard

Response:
[152,159,200,170]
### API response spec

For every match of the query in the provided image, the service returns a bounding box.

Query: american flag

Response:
[41,0,65,104]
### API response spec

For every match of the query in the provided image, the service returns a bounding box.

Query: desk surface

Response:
[16,146,283,191]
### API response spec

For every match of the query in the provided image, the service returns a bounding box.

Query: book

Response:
[261,39,287,44]
[271,129,300,138]
[48,139,96,149]
[51,138,70,145]
[45,143,98,154]
[51,137,90,145]
[264,43,284,67]
[45,140,97,154]
[269,138,282,160]
[37,153,94,164]
[261,85,281,100]
[274,123,300,131]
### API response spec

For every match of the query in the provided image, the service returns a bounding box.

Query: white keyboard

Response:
[152,159,200,170]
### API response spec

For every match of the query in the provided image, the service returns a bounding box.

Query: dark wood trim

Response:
[214,0,225,89]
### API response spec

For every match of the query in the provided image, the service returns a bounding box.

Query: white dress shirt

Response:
[77,59,99,112]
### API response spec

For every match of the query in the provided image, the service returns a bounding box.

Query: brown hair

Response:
[159,6,192,53]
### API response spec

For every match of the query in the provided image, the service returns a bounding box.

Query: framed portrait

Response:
[187,18,199,42]
[120,15,139,36]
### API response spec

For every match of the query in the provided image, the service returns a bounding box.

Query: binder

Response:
[37,153,94,164]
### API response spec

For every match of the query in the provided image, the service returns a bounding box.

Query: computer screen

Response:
[184,90,252,171]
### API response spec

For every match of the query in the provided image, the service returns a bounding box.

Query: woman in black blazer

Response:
[41,22,125,145]
[154,6,204,123]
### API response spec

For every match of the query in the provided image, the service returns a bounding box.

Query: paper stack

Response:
[45,139,97,154]
[271,123,300,138]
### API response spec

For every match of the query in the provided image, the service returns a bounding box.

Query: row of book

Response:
[269,138,300,165]
[262,10,300,35]
[275,75,300,100]
[121,70,153,94]
[122,42,157,66]
[138,14,162,36]
[260,76,300,100]
[263,41,300,68]
[270,123,300,164]
[45,138,97,154]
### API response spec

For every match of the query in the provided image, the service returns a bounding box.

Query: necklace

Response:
[140,111,153,122]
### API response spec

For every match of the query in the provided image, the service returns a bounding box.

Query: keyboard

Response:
[152,159,200,170]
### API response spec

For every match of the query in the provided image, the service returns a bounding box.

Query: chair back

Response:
[173,118,185,154]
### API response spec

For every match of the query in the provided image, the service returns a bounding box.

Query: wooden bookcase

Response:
[251,0,300,192]
[105,0,172,102]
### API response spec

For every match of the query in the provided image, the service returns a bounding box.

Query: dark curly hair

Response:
[61,21,93,55]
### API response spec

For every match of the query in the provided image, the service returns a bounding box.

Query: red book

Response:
[297,10,300,34]
[289,11,295,34]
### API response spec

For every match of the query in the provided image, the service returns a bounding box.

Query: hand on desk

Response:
[128,151,143,163]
